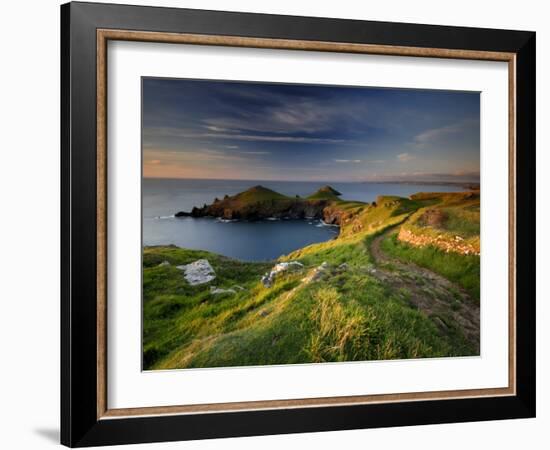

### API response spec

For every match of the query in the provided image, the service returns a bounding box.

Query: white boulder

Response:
[311,261,329,282]
[261,261,304,287]
[177,259,216,285]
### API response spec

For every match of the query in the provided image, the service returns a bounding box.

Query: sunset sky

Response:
[142,78,480,182]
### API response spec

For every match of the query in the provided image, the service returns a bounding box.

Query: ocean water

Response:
[143,179,464,261]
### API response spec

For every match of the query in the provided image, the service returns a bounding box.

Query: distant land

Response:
[175,185,363,224]
[369,180,480,190]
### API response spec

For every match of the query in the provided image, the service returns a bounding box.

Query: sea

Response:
[143,178,464,261]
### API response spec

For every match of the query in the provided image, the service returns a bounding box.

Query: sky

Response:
[142,78,480,182]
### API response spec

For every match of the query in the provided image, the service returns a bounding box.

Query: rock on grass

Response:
[177,259,216,285]
[261,261,304,287]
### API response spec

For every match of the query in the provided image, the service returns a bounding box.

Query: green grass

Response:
[284,236,372,267]
[142,246,272,369]
[439,206,480,237]
[380,233,480,302]
[307,185,342,200]
[304,284,474,362]
[145,249,475,369]
[231,185,290,205]
[398,191,481,254]
[143,190,480,369]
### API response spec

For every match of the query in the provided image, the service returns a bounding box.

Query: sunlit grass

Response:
[380,233,480,302]
[143,191,480,369]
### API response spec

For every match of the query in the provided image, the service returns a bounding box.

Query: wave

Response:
[316,220,340,228]
[155,215,175,220]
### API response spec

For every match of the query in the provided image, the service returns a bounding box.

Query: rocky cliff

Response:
[176,185,354,224]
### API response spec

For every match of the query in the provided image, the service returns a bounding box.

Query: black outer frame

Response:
[60,1,536,447]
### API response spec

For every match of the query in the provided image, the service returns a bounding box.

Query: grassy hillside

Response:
[228,185,290,205]
[380,234,480,301]
[379,191,480,300]
[180,184,369,222]
[307,185,343,200]
[403,191,480,252]
[142,246,272,368]
[143,190,480,370]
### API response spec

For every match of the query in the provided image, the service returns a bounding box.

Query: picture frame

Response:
[61,1,536,447]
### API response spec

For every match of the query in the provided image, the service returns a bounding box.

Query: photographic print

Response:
[142,78,481,371]
[62,7,535,444]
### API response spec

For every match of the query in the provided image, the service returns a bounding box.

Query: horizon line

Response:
[143,176,480,184]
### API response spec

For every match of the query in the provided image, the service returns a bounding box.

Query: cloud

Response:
[202,98,342,135]
[414,119,478,146]
[142,80,480,181]
[144,126,347,144]
[239,151,271,155]
[397,153,415,162]
[144,148,248,164]
[415,124,462,144]
[142,148,334,181]
[210,133,346,144]
[205,125,233,133]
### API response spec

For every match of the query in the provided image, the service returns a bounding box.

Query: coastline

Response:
[143,189,480,370]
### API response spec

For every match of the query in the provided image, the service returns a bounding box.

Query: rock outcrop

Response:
[175,185,354,224]
[398,228,480,256]
[320,204,349,225]
[176,259,216,285]
[261,261,304,287]
[187,197,330,221]
[310,261,329,282]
